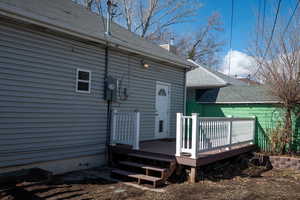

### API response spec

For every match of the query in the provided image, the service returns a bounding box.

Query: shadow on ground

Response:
[0,168,117,200]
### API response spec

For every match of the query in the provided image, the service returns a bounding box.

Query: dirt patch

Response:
[1,167,300,200]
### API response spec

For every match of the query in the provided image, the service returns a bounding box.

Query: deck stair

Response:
[110,146,177,188]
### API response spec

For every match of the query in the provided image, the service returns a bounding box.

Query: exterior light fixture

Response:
[141,60,150,69]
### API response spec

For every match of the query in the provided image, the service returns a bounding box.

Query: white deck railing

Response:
[176,113,256,159]
[111,109,140,150]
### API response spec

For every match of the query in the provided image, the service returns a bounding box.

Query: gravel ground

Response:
[1,168,300,200]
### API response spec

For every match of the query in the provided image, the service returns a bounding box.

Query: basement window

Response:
[76,69,91,93]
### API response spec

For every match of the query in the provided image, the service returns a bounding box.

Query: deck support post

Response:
[189,167,198,183]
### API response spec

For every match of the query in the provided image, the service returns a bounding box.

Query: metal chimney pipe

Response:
[170,37,175,46]
[105,0,112,36]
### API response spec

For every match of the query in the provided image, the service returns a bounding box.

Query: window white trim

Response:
[76,68,91,93]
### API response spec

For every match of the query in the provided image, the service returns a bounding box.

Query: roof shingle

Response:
[0,0,196,68]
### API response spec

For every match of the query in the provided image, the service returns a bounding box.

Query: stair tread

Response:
[119,161,167,172]
[127,153,174,162]
[111,169,162,182]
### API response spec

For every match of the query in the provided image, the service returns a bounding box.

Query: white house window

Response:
[76,69,91,93]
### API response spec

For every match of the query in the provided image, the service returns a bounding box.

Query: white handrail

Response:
[111,109,140,150]
[176,113,256,159]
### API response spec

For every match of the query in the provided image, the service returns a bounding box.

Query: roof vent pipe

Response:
[170,37,175,46]
[105,0,113,36]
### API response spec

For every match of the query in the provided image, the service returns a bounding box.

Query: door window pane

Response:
[158,88,167,96]
[159,120,164,132]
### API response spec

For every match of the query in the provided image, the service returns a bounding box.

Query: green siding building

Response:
[187,102,282,151]
[186,60,299,152]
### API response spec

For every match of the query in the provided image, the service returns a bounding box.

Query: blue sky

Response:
[172,0,298,75]
[175,0,297,56]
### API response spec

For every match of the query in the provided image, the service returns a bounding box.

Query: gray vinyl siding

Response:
[108,50,185,140]
[0,19,185,169]
[0,21,107,168]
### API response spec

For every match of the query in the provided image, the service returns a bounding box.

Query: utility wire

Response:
[253,0,282,77]
[283,0,300,35]
[262,0,266,39]
[228,0,234,76]
[263,0,282,58]
[256,0,262,44]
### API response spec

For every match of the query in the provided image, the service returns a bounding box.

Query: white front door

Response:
[155,82,170,139]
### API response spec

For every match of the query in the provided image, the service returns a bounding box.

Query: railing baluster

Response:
[204,121,207,149]
[133,111,140,150]
[202,121,204,150]
[124,113,127,143]
[209,121,212,149]
[203,121,206,149]
[210,121,212,149]
[116,113,119,141]
[187,118,190,149]
[182,118,186,148]
[211,121,214,148]
[121,113,124,142]
[118,114,121,141]
[217,121,219,147]
[222,121,225,146]
[214,121,216,148]
[209,121,216,148]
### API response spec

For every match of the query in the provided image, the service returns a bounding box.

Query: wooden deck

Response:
[111,140,256,185]
[110,113,257,184]
[115,139,256,167]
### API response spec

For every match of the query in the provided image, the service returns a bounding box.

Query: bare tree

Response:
[73,0,223,68]
[73,0,94,10]
[72,0,202,41]
[251,7,300,154]
[118,0,202,39]
[175,12,224,68]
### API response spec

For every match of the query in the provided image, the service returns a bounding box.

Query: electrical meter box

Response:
[104,75,117,101]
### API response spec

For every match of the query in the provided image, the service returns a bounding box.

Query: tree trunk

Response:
[282,108,293,154]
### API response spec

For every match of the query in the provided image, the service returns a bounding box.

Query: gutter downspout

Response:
[104,44,112,165]
[184,68,187,115]
[105,0,113,166]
